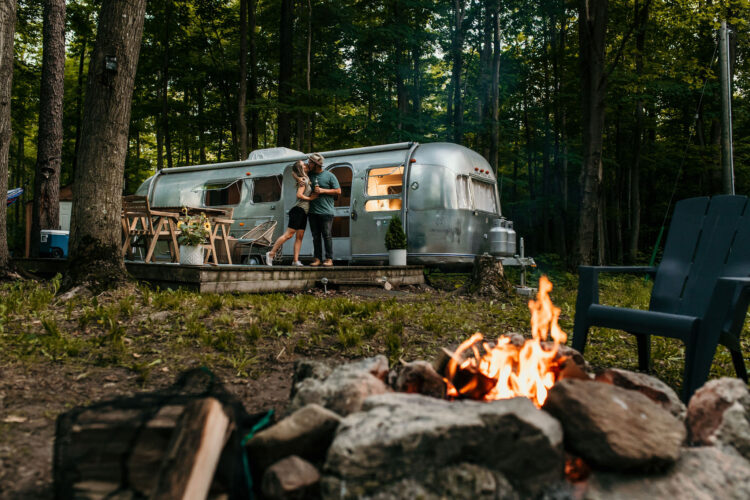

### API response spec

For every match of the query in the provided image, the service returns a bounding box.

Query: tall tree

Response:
[577,0,608,265]
[237,0,248,159]
[249,0,258,150]
[30,0,65,257]
[277,0,293,147]
[0,0,15,272]
[66,0,147,288]
[451,0,466,143]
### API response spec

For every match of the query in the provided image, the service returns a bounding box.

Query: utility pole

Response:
[719,20,734,195]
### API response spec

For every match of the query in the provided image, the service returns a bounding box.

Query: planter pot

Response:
[388,249,407,266]
[179,245,204,265]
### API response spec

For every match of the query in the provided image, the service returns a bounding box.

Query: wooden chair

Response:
[203,208,235,265]
[572,195,750,401]
[235,220,277,264]
[121,195,180,263]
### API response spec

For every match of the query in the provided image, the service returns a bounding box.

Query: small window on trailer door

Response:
[204,180,243,206]
[471,179,497,213]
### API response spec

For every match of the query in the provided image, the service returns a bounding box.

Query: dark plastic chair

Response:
[572,195,750,401]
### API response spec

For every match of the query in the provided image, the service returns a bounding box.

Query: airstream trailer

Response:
[135,142,530,269]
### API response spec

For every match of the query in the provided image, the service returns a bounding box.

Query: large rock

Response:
[246,404,341,471]
[321,393,563,498]
[389,360,446,399]
[261,455,320,499]
[542,379,685,471]
[289,356,390,416]
[596,368,686,420]
[582,447,750,500]
[362,463,518,500]
[687,377,750,460]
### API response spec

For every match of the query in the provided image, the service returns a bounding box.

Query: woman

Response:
[265,160,316,266]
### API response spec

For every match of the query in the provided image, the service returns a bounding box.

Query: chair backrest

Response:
[122,195,151,215]
[239,220,277,245]
[651,195,750,317]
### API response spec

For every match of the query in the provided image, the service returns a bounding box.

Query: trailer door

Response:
[327,164,353,261]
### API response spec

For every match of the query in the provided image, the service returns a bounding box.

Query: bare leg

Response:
[269,228,296,257]
[293,229,305,262]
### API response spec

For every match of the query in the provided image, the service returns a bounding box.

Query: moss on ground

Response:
[1,272,747,395]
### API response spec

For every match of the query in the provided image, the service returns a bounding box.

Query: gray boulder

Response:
[543,379,685,471]
[360,463,518,500]
[596,368,686,420]
[262,455,321,499]
[246,404,341,471]
[289,356,390,416]
[582,447,750,500]
[321,393,563,499]
[389,360,446,399]
[687,377,750,460]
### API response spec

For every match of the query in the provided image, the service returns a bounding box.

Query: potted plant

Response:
[385,214,407,266]
[176,210,211,265]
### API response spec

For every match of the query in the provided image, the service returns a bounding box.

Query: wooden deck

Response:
[14,258,425,294]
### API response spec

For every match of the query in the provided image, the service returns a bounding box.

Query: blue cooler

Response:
[40,230,69,258]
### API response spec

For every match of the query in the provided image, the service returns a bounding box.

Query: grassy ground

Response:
[0,270,748,497]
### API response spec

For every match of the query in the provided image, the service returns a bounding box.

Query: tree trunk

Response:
[488,2,500,172]
[249,0,258,151]
[451,0,465,143]
[237,0,248,159]
[161,0,173,169]
[73,35,87,176]
[66,0,147,289]
[0,0,16,271]
[576,0,608,265]
[31,0,65,257]
[277,0,293,148]
[628,0,647,262]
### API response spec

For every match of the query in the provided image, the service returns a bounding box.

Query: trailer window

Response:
[472,179,497,213]
[367,166,403,196]
[251,175,283,203]
[456,175,472,209]
[204,180,243,206]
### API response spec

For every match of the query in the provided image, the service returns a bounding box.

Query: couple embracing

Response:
[265,153,341,267]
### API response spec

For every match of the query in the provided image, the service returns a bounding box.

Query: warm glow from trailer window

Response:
[365,198,402,212]
[367,166,404,196]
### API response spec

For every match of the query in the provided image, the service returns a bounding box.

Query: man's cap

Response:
[308,153,325,166]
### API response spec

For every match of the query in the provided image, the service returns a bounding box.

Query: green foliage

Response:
[384,215,407,250]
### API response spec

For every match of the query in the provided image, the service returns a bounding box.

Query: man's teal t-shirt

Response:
[308,170,340,216]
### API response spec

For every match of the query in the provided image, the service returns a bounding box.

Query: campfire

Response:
[443,275,567,406]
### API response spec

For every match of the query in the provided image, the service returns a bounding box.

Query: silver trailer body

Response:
[136,142,521,267]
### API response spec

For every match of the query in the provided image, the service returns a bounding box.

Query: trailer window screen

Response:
[204,180,242,206]
[367,166,404,196]
[456,176,472,209]
[251,175,283,203]
[472,180,497,213]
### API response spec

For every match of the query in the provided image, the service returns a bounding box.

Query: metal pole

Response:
[719,20,735,195]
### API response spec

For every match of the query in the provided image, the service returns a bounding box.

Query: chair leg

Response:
[730,349,748,382]
[636,334,651,373]
[683,329,720,403]
[571,267,599,355]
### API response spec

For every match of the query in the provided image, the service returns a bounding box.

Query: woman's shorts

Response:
[287,206,308,230]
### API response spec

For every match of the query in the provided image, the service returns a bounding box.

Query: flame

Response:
[443,276,568,407]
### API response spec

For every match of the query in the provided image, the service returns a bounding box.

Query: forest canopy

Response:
[6,0,750,263]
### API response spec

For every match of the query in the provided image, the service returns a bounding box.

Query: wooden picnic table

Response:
[151,206,235,265]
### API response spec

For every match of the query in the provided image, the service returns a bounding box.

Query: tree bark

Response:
[237,0,248,159]
[577,0,608,265]
[66,0,147,288]
[249,0,258,151]
[73,34,87,176]
[31,0,65,257]
[160,0,173,169]
[277,0,293,148]
[0,0,16,271]
[488,2,500,172]
[451,0,465,143]
[628,0,647,262]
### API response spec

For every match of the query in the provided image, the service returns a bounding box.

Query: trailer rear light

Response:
[246,172,251,176]
[410,158,416,163]
[475,168,479,171]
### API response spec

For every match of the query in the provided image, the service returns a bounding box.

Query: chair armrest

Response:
[578,265,657,277]
[575,266,658,319]
[705,277,750,337]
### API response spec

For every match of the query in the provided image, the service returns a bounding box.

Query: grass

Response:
[0,270,748,397]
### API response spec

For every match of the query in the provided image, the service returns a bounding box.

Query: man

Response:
[307,153,340,266]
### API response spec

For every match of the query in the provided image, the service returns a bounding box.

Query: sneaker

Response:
[322,259,334,267]
[292,260,304,267]
[310,259,321,267]
[264,252,273,266]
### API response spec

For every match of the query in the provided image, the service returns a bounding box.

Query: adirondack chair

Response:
[572,195,750,401]
[121,195,180,262]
